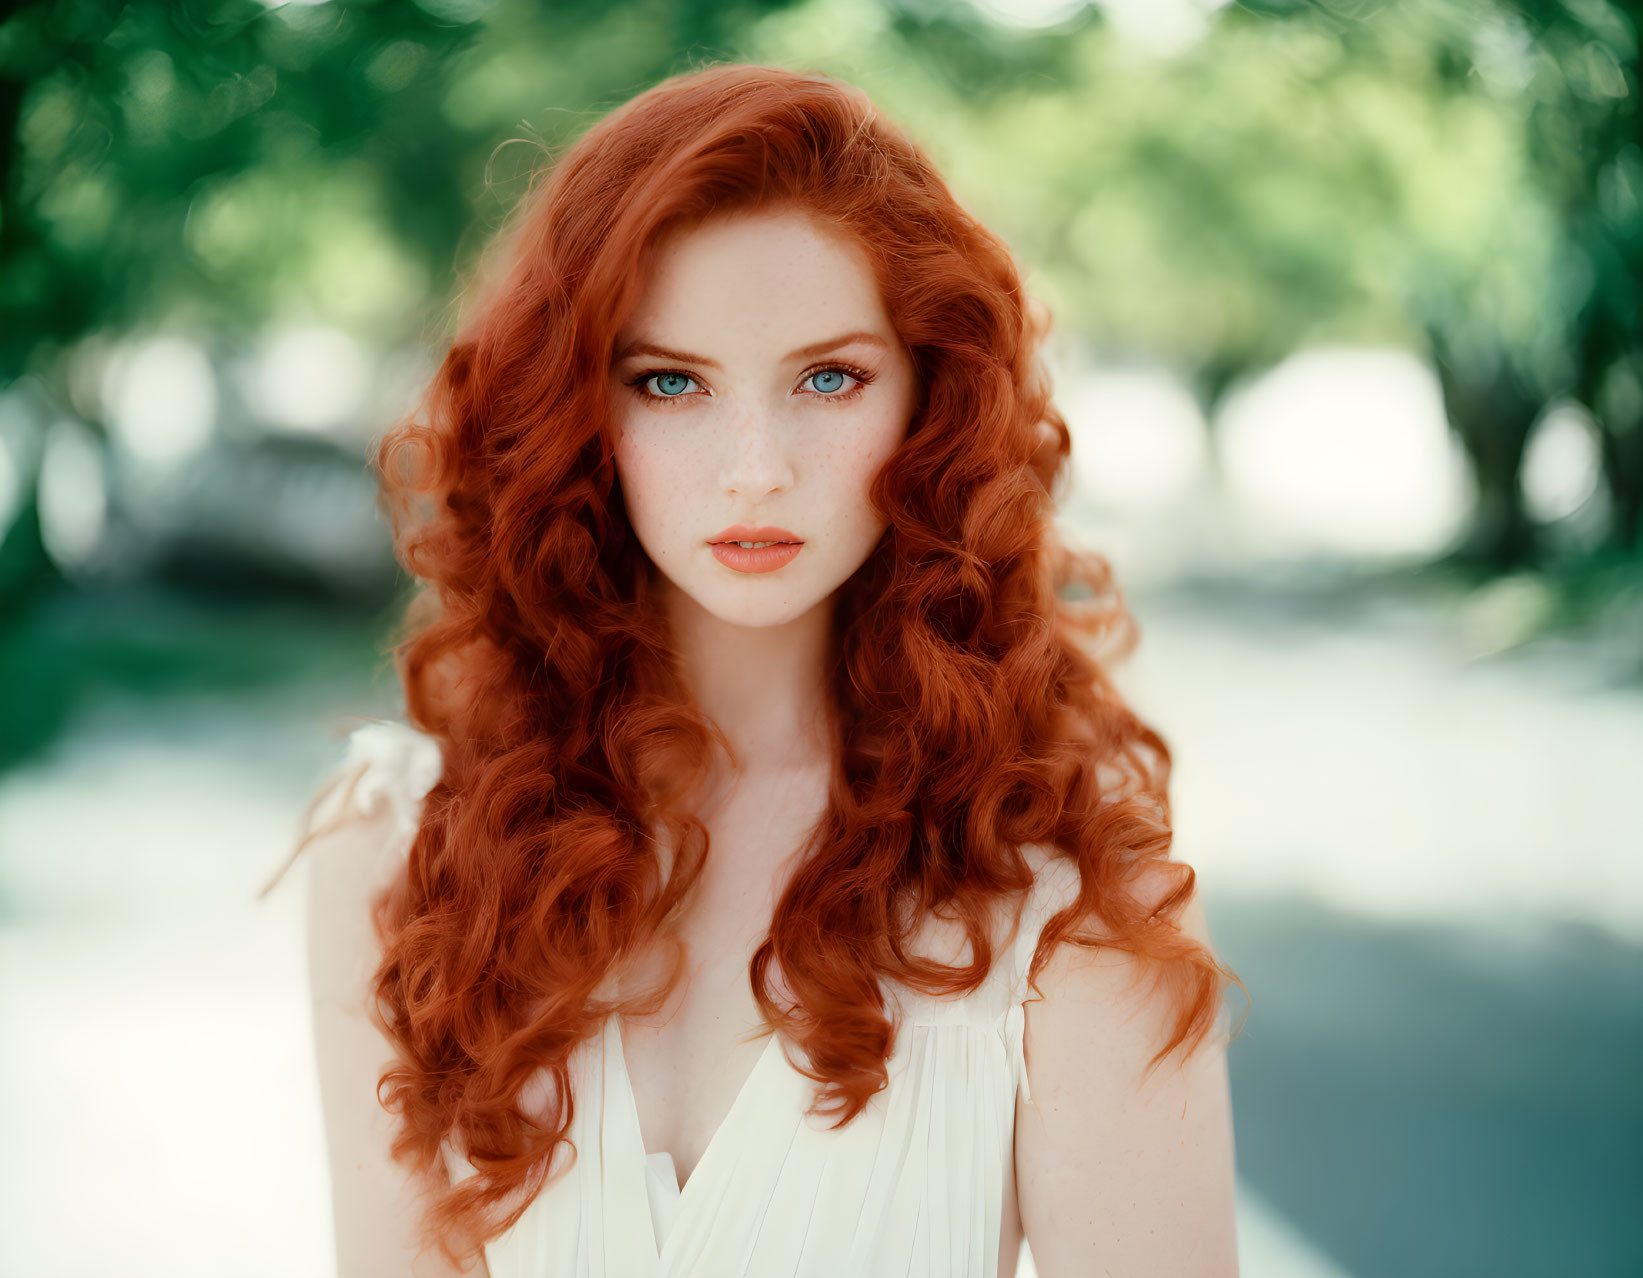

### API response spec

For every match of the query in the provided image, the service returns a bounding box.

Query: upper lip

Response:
[709,524,803,544]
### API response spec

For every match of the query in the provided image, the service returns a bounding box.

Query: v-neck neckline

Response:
[606,1014,781,1224]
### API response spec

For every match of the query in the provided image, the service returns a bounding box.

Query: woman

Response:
[279,61,1244,1278]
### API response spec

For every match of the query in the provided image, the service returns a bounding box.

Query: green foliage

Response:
[0,0,1638,585]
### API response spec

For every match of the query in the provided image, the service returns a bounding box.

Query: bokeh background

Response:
[2,0,1640,1274]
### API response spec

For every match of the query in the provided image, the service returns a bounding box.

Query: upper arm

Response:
[1014,879,1239,1278]
[305,800,489,1278]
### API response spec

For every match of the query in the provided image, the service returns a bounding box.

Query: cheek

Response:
[817,416,905,526]
[613,431,674,535]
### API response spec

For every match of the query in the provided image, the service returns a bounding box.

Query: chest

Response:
[613,813,1025,1277]
[456,847,1046,1277]
[618,982,1024,1260]
[616,773,824,1190]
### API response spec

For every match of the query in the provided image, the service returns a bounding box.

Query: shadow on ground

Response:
[1208,888,1643,1278]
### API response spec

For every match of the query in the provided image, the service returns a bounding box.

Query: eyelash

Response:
[622,362,876,408]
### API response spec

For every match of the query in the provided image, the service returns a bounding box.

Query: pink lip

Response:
[707,524,803,545]
[711,541,803,573]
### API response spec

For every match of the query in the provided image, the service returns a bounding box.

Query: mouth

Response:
[707,527,806,575]
[707,525,804,548]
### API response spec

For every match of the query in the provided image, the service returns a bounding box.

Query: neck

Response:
[657,577,835,775]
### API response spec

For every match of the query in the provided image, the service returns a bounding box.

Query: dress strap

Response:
[324,719,444,841]
[259,719,444,898]
[1002,851,1084,1107]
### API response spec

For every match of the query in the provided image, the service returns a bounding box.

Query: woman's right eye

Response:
[627,370,702,404]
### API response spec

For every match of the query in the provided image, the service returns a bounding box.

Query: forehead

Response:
[616,208,892,354]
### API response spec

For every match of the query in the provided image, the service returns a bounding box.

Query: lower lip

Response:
[709,541,804,573]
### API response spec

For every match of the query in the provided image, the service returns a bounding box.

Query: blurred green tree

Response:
[1,0,1637,613]
[0,0,806,614]
[1515,0,1642,553]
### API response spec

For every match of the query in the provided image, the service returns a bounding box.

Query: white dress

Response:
[311,719,1083,1278]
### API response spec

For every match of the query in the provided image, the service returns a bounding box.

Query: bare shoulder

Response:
[299,726,484,1277]
[302,782,412,1014]
[1027,855,1215,977]
[1014,858,1239,1277]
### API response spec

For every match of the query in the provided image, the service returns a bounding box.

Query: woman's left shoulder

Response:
[1013,848,1239,1274]
[1020,845,1209,938]
[1010,847,1226,1014]
[1013,842,1086,933]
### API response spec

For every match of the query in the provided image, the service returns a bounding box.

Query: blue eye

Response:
[623,362,874,408]
[803,363,873,399]
[649,372,695,397]
[621,369,704,407]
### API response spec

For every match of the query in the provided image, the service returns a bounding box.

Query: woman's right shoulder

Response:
[300,722,486,1277]
[299,719,444,1008]
[309,719,444,836]
[261,718,445,904]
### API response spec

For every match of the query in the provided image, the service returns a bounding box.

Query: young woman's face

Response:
[609,206,918,628]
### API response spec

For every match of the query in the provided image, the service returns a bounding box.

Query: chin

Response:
[674,569,825,622]
[650,551,839,627]
[701,591,820,629]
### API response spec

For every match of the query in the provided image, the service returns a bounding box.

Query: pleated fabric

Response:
[314,719,1083,1278]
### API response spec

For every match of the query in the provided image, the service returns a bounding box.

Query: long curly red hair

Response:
[315,60,1242,1266]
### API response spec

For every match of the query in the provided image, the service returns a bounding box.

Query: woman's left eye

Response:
[803,364,873,400]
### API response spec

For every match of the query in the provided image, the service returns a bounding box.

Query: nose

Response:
[717,408,795,498]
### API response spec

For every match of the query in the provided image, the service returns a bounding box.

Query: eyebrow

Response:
[611,330,892,369]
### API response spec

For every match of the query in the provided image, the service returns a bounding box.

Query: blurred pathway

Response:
[1,579,1638,1276]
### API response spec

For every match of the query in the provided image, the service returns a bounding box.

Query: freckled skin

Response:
[608,206,919,631]
[603,213,1047,1277]
[600,206,926,1199]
